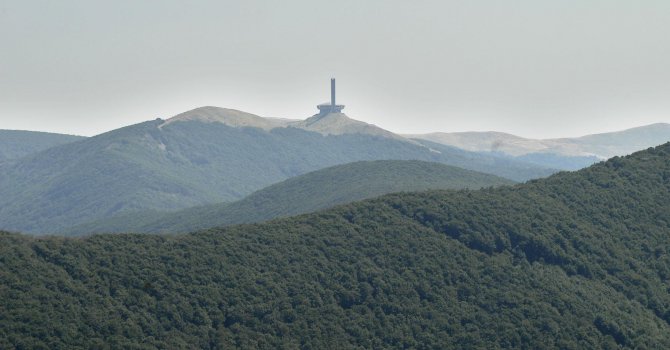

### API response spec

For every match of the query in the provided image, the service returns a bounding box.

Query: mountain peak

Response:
[161,106,413,142]
[291,112,405,141]
[160,106,292,130]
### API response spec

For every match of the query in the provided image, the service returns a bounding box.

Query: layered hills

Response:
[0,106,554,234]
[407,123,670,170]
[65,160,514,235]
[0,130,84,162]
[2,143,670,348]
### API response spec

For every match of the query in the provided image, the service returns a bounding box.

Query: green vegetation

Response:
[66,160,514,235]
[0,116,553,234]
[2,143,670,348]
[0,130,84,162]
[408,138,557,180]
[511,151,600,170]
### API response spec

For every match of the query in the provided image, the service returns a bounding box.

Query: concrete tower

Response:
[317,78,345,114]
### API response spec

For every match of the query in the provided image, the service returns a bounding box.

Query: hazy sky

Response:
[1,0,669,138]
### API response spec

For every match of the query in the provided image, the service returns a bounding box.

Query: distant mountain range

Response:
[0,106,553,234]
[0,130,84,162]
[3,106,666,234]
[64,160,513,235]
[3,142,670,348]
[405,123,670,170]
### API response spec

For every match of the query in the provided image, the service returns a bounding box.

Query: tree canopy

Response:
[1,143,670,349]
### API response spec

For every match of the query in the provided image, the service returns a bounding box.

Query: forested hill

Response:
[0,107,554,234]
[64,160,514,235]
[2,144,670,348]
[0,130,84,161]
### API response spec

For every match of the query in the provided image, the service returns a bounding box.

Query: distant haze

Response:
[1,1,669,138]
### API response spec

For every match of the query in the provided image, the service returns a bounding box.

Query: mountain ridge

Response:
[63,159,514,235]
[161,106,413,142]
[159,106,295,131]
[0,130,85,162]
[405,123,670,159]
[0,107,554,234]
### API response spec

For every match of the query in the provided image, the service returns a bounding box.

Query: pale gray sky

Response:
[1,0,669,138]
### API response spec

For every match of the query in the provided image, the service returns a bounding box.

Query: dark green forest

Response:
[66,160,513,235]
[2,143,670,348]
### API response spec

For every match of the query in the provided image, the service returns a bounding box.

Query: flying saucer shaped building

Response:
[317,78,345,115]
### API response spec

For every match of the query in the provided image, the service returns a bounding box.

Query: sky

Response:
[1,0,669,138]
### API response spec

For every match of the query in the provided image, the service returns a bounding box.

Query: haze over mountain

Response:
[0,130,85,162]
[65,160,513,235]
[3,142,670,348]
[4,1,670,348]
[0,106,554,234]
[406,123,670,170]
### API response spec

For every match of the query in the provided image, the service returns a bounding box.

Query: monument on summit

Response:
[317,78,345,115]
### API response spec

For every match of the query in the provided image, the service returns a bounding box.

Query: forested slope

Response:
[2,144,670,348]
[0,130,84,161]
[0,108,553,234]
[66,160,513,235]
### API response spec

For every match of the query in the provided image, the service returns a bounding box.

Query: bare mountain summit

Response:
[160,106,296,130]
[289,112,408,141]
[160,106,413,142]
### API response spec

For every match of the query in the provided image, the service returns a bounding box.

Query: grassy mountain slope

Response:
[2,143,670,348]
[161,106,294,130]
[0,130,84,161]
[407,123,670,169]
[552,122,670,158]
[290,112,407,140]
[405,131,547,156]
[0,107,554,234]
[66,160,514,235]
